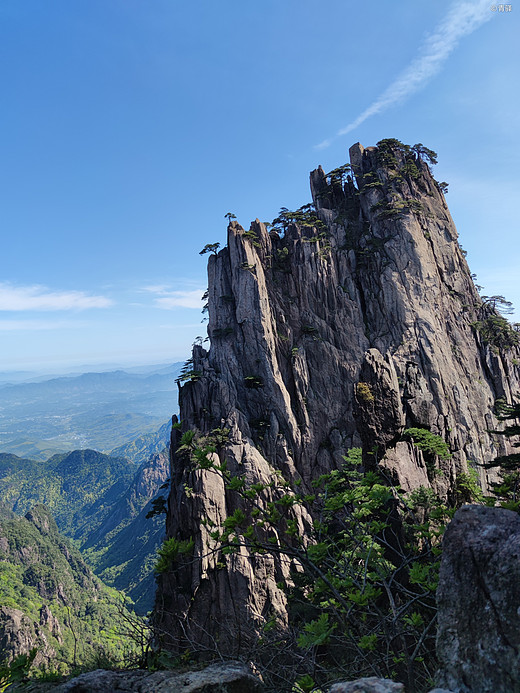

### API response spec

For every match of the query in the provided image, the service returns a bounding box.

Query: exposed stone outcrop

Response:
[328,678,453,693]
[329,678,405,692]
[155,140,520,655]
[0,606,55,668]
[39,605,61,643]
[436,505,520,692]
[7,661,264,692]
[353,348,404,463]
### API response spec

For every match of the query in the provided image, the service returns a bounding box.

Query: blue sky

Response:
[1,0,518,371]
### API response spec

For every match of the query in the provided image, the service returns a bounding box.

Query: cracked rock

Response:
[436,505,520,692]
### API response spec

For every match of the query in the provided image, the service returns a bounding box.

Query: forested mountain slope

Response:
[0,442,170,613]
[0,505,138,675]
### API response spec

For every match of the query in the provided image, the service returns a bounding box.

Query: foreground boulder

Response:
[328,678,453,692]
[436,505,520,692]
[7,661,264,692]
[329,678,405,692]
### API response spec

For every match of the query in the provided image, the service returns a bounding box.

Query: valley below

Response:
[0,362,184,641]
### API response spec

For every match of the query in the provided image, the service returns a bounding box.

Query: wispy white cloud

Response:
[0,283,113,311]
[0,319,87,331]
[156,290,205,310]
[142,286,205,310]
[158,323,204,330]
[316,0,494,149]
[141,284,171,295]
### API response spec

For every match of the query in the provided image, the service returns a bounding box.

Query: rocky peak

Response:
[25,505,57,535]
[133,450,169,498]
[155,139,520,656]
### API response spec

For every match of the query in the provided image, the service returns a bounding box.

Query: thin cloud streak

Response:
[158,323,204,330]
[142,286,205,310]
[0,283,113,311]
[141,284,171,295]
[316,0,494,149]
[0,319,87,331]
[155,290,204,310]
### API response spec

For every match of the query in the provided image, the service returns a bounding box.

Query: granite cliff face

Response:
[155,140,520,654]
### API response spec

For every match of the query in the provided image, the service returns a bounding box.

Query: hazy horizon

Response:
[0,357,185,380]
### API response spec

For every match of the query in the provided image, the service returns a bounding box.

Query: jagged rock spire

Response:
[155,140,520,655]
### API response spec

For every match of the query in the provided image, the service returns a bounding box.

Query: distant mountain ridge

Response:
[0,361,179,386]
[0,362,183,460]
[0,450,135,542]
[110,419,172,464]
[0,364,177,614]
[0,366,181,397]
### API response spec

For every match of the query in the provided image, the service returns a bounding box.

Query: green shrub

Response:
[271,204,325,234]
[212,327,234,338]
[402,428,451,460]
[356,382,374,403]
[472,315,519,350]
[301,325,320,338]
[176,358,202,384]
[244,375,264,389]
[155,537,194,574]
[455,468,485,506]
[483,400,520,509]
[179,432,447,691]
[0,649,37,690]
[242,230,261,247]
[239,262,256,273]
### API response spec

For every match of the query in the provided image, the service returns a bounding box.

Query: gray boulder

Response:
[328,678,454,693]
[7,661,263,692]
[436,505,520,692]
[329,677,404,692]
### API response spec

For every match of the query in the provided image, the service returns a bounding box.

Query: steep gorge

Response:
[155,140,520,656]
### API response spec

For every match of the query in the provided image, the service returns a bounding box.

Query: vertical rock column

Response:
[155,140,520,655]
